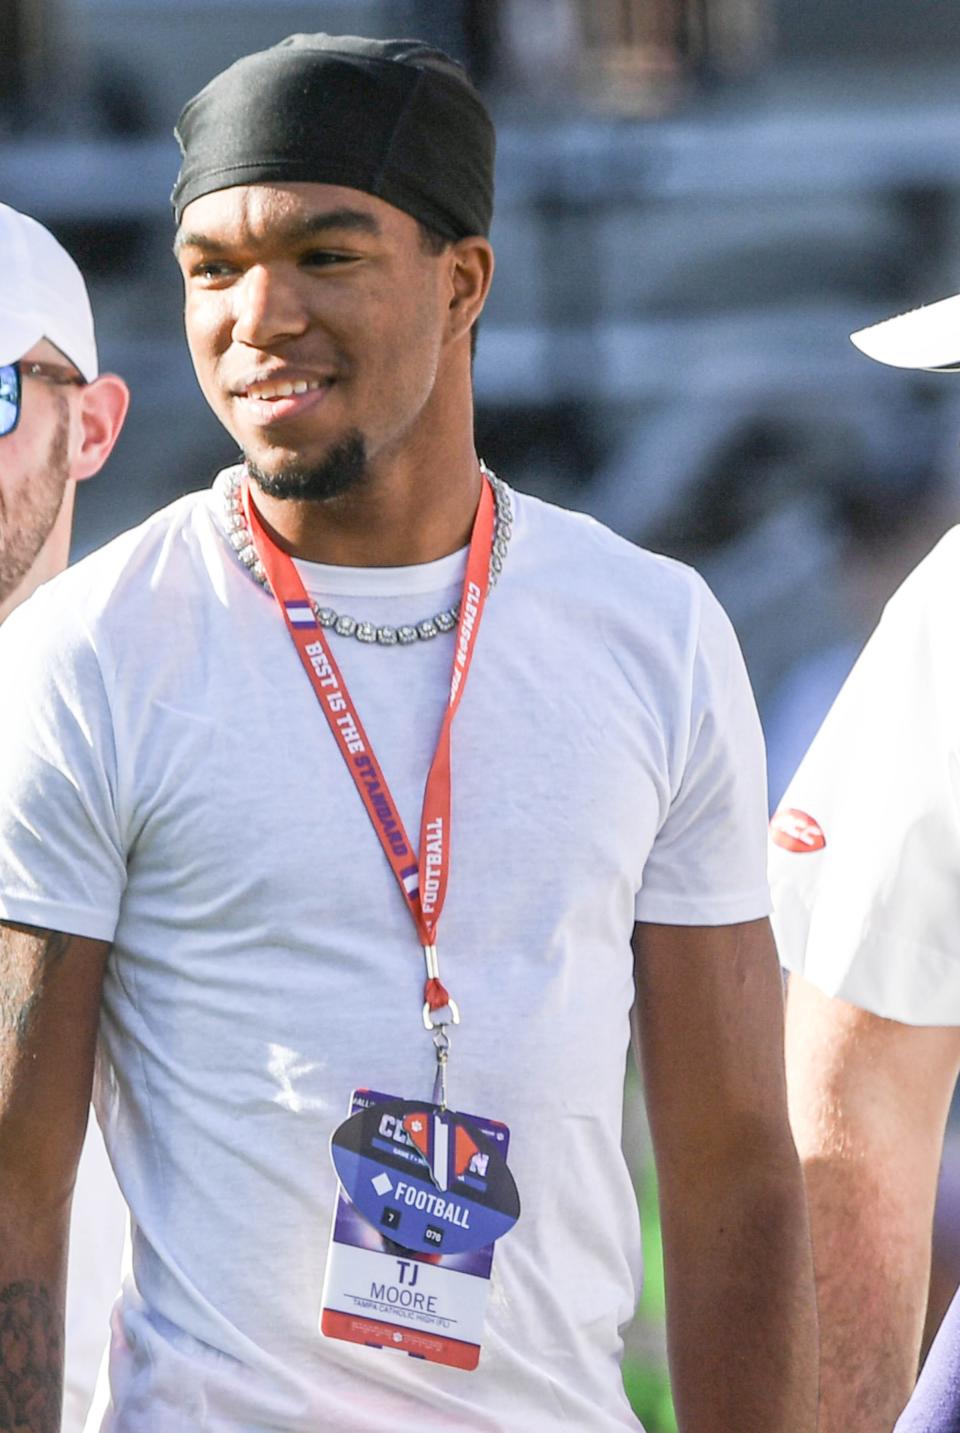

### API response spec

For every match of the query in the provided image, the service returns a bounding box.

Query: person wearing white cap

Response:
[0,203,129,621]
[0,203,129,1433]
[770,290,960,1430]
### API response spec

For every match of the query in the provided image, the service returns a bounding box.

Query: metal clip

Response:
[421,995,461,1031]
[432,1024,450,1110]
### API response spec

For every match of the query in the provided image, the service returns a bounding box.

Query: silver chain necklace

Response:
[217,463,513,646]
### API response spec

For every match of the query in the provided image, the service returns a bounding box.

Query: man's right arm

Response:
[786,971,960,1433]
[0,922,109,1433]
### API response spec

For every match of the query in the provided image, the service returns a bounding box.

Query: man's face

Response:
[0,338,73,605]
[176,182,455,495]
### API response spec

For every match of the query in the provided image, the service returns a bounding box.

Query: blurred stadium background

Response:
[7,2,960,1426]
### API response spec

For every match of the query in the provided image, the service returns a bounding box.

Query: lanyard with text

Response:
[241,472,495,1103]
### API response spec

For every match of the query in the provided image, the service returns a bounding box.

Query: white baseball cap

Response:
[851,292,960,373]
[0,203,98,380]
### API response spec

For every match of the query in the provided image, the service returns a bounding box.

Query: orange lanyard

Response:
[242,472,495,1037]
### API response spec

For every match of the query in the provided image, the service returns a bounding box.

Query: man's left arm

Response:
[632,915,818,1433]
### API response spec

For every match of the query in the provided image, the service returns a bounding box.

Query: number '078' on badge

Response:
[320,1088,513,1371]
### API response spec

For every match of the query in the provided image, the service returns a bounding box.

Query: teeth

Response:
[244,378,327,400]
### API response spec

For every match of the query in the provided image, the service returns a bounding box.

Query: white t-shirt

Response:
[0,472,769,1432]
[770,526,960,1025]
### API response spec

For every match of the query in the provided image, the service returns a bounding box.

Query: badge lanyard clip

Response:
[431,1026,451,1111]
[423,944,459,1110]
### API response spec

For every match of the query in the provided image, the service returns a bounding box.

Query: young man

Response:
[771,296,960,1430]
[0,36,817,1432]
[0,204,129,1431]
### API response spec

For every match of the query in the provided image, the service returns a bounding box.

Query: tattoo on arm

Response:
[0,930,71,1047]
[0,1282,62,1432]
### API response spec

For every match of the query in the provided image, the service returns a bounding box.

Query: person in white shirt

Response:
[772,290,960,1430]
[0,35,816,1433]
[0,204,129,1432]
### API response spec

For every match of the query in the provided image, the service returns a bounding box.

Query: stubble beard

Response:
[0,396,70,606]
[245,432,369,504]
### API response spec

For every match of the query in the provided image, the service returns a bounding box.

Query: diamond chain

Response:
[217,463,513,646]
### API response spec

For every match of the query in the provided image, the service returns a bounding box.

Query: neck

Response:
[249,433,484,568]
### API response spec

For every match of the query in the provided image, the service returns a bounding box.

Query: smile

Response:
[240,377,329,400]
[232,377,335,426]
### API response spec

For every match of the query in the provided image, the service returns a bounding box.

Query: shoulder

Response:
[1,483,223,643]
[769,529,960,992]
[0,483,224,694]
[48,484,222,617]
[510,488,719,644]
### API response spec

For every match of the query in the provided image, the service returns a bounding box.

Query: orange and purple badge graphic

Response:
[330,1094,519,1257]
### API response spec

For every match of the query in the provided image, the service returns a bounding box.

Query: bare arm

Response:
[0,922,109,1433]
[786,971,960,1433]
[632,918,818,1433]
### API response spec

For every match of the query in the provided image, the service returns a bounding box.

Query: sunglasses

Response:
[0,360,87,438]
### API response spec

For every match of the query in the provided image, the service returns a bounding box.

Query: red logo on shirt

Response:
[770,808,826,853]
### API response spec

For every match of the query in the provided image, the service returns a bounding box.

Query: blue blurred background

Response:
[7,3,960,1424]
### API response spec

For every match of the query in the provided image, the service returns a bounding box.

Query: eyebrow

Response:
[173,208,382,257]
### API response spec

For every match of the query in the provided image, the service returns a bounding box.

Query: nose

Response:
[230,264,309,349]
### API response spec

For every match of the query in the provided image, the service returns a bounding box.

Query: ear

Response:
[71,374,131,483]
[445,237,495,345]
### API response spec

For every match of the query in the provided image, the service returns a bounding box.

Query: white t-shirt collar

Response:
[294,546,468,599]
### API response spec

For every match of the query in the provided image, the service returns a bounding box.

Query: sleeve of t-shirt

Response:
[634,574,771,926]
[0,589,126,942]
[770,537,960,1025]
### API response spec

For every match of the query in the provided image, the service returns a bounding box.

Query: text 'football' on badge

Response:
[330,1096,520,1256]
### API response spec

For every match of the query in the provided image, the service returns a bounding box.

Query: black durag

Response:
[172,33,495,238]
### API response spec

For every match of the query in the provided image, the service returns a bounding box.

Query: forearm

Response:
[784,976,960,1433]
[0,923,108,1433]
[659,1147,818,1433]
[0,1203,67,1433]
[801,1152,931,1432]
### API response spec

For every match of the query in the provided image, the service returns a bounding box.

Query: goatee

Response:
[246,433,367,503]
